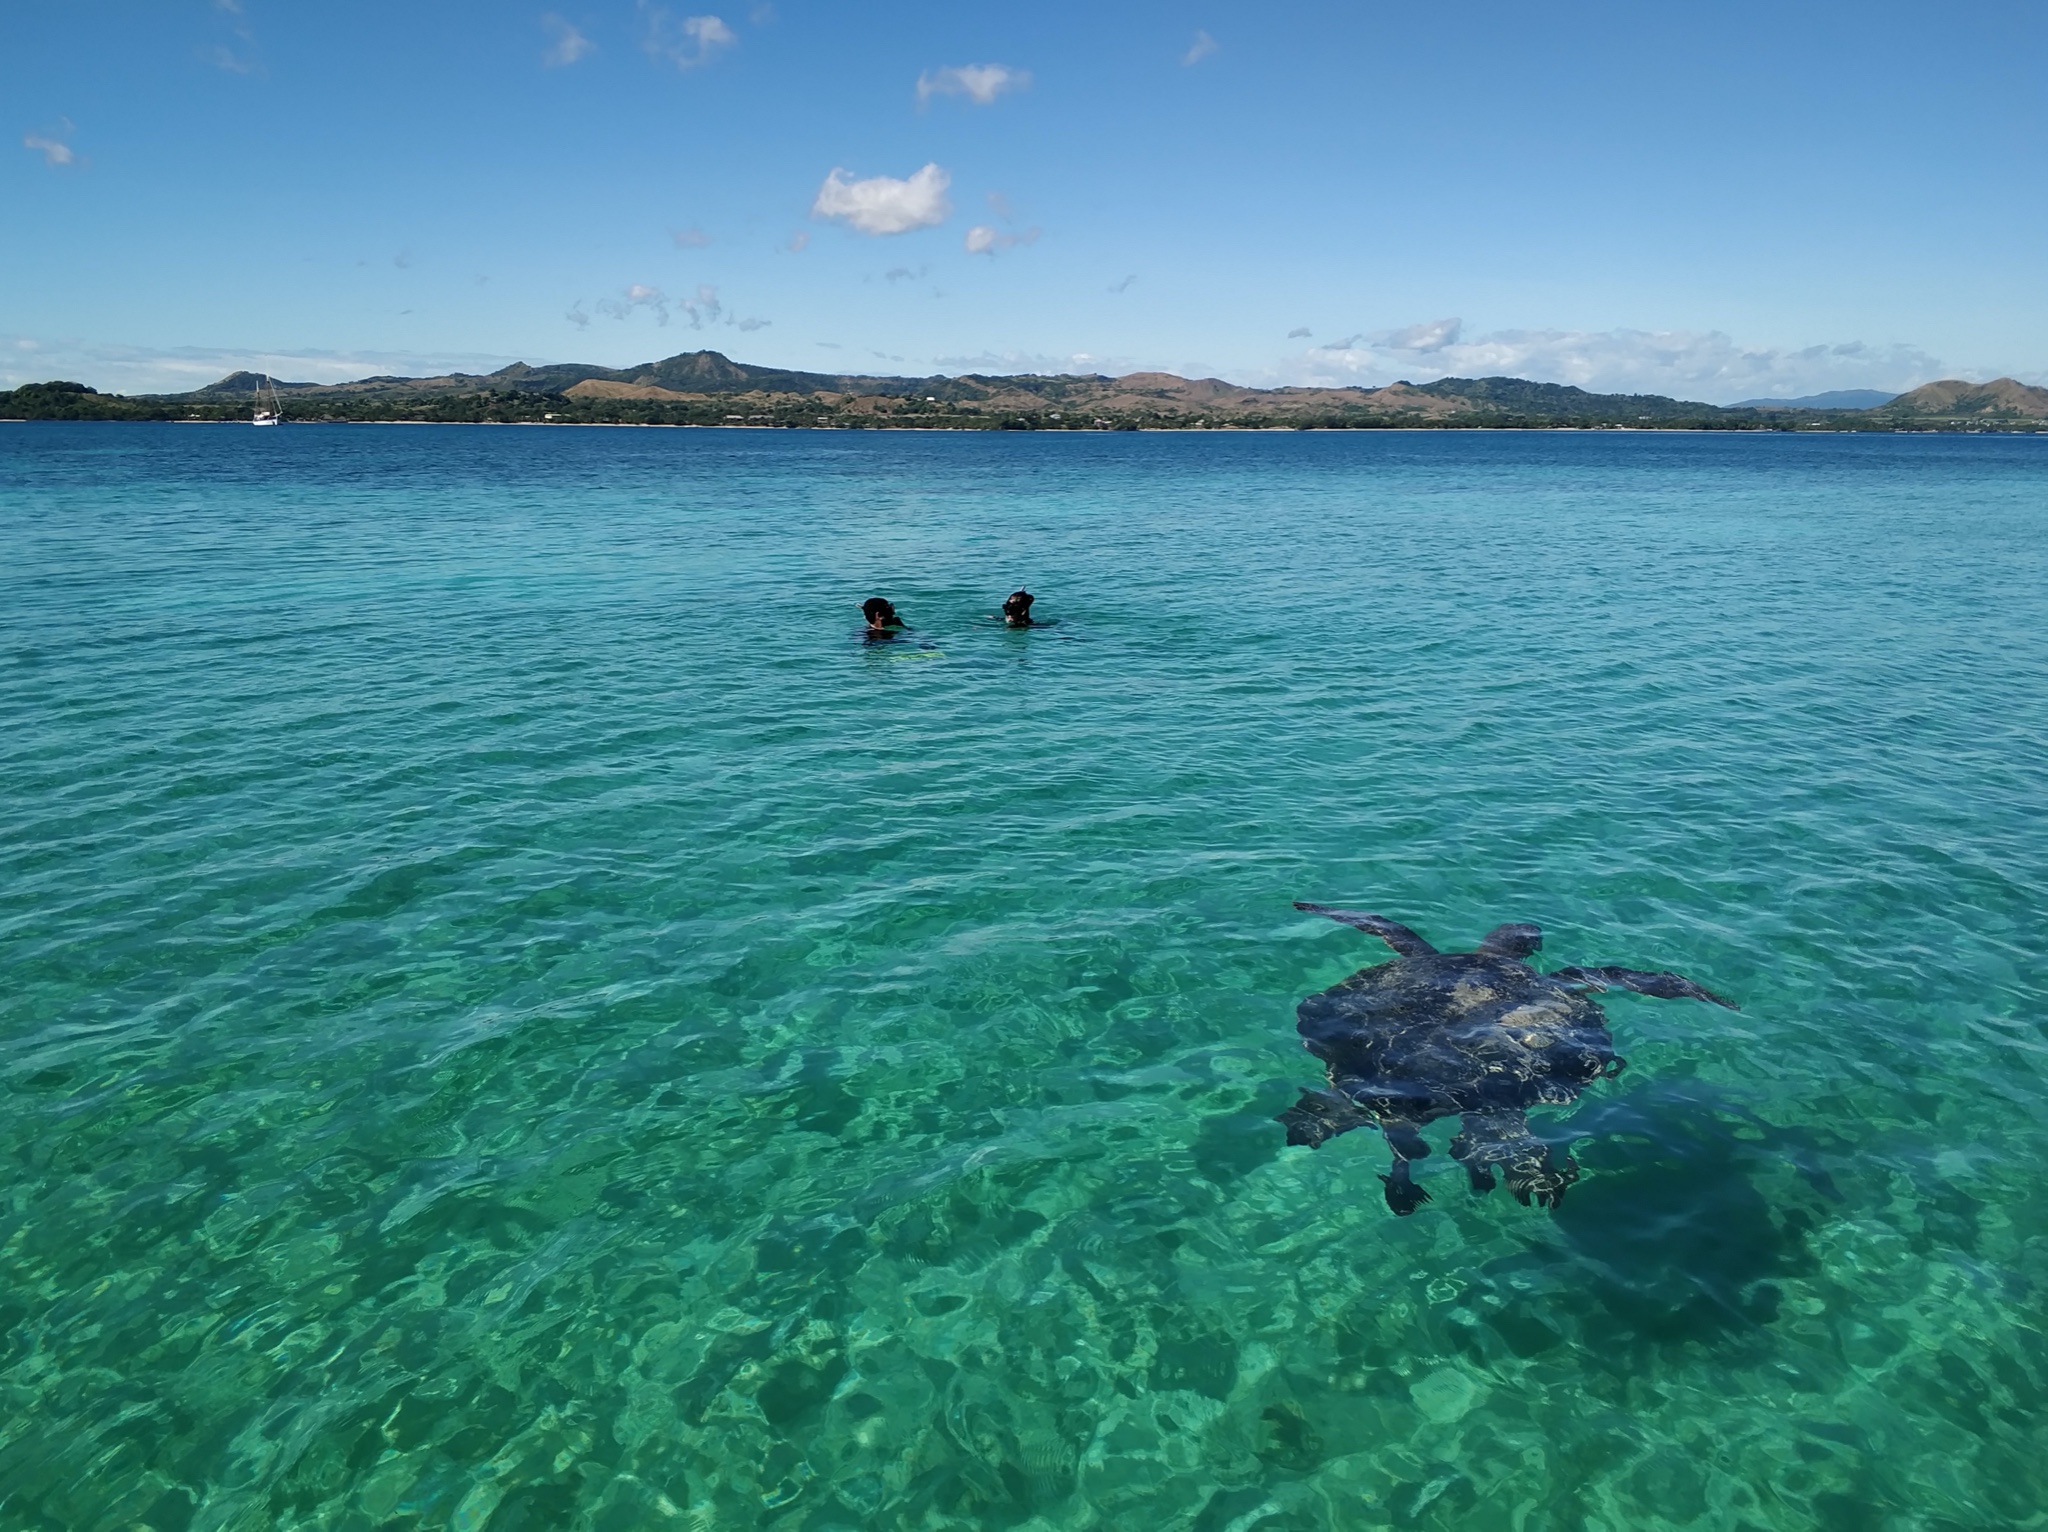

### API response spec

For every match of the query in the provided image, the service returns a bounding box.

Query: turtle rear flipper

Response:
[1553,965,1737,1010]
[1276,1087,1376,1149]
[1380,1158,1432,1215]
[1293,903,1437,956]
[1453,1111,1578,1209]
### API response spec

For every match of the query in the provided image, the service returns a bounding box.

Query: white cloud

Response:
[0,339,535,395]
[671,226,712,248]
[1382,317,1462,352]
[203,4,261,73]
[964,224,1040,255]
[916,63,1030,107]
[786,230,810,252]
[542,15,596,66]
[932,349,1127,376]
[602,283,672,323]
[641,5,734,70]
[1285,320,1956,404]
[23,132,75,168]
[811,163,951,236]
[1288,327,1311,339]
[1182,30,1218,65]
[590,282,767,332]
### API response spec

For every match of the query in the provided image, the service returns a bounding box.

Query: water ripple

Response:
[2,425,2046,1529]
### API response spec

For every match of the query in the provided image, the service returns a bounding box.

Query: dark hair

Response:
[862,596,898,625]
[1001,589,1034,617]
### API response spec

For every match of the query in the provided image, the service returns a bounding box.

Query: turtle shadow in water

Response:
[1453,1083,1842,1361]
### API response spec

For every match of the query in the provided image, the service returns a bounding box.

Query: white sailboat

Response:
[252,373,283,426]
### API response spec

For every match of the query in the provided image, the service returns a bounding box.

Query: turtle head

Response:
[1477,923,1542,961]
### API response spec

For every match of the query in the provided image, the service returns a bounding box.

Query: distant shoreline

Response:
[5,417,2040,437]
[8,349,2046,432]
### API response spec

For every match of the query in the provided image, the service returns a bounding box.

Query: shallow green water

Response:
[3,424,2046,1531]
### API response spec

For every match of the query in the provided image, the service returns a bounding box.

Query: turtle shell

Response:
[1295,951,1620,1118]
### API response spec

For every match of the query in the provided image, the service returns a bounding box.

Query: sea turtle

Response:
[1278,903,1736,1214]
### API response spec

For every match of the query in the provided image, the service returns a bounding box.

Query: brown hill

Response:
[1881,378,2048,418]
[563,379,707,402]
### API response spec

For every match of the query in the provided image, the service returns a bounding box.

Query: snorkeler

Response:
[861,596,905,635]
[999,589,1040,627]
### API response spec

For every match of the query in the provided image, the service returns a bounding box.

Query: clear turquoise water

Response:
[3,423,2046,1532]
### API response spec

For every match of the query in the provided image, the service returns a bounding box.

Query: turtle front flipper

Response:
[1552,965,1737,1010]
[1293,903,1437,956]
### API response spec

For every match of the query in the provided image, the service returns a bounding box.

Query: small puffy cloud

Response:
[964,224,1040,255]
[600,283,673,323]
[787,230,810,252]
[566,304,591,327]
[203,3,261,73]
[543,15,596,66]
[916,63,1030,107]
[811,163,950,236]
[23,132,75,168]
[883,265,927,284]
[590,282,766,332]
[1368,316,1462,353]
[671,226,712,248]
[1182,30,1218,65]
[641,5,735,70]
[1288,320,1951,404]
[1288,327,1311,339]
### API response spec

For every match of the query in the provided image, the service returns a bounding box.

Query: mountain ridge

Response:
[9,353,2044,431]
[156,350,1734,421]
[1731,389,1900,410]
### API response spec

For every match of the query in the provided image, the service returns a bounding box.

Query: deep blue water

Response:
[3,423,2046,1531]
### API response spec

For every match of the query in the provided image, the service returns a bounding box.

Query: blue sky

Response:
[5,0,2044,401]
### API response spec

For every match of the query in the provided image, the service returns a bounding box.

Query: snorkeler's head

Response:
[1001,589,1034,622]
[862,596,899,627]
